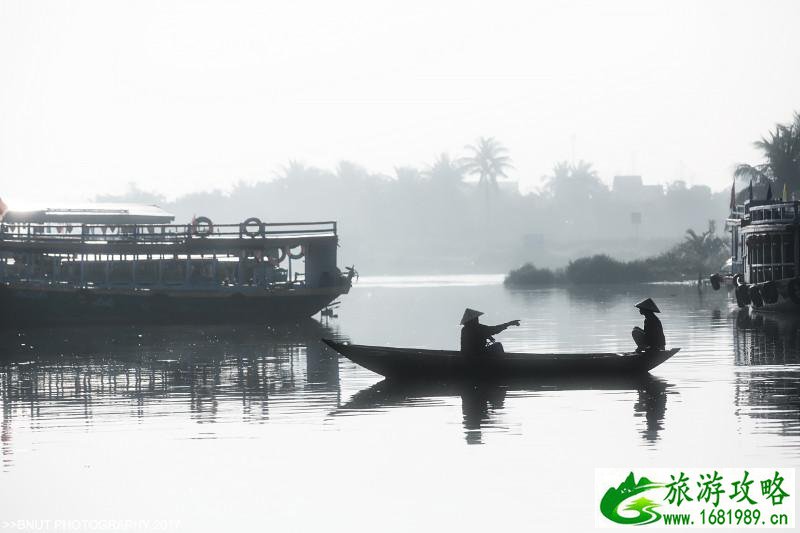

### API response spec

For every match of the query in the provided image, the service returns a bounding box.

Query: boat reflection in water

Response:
[0,320,344,451]
[733,310,800,438]
[336,375,671,445]
[734,310,800,365]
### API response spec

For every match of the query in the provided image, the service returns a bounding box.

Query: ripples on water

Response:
[0,277,798,531]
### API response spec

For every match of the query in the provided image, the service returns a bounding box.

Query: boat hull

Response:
[0,284,348,327]
[748,298,800,313]
[322,340,679,379]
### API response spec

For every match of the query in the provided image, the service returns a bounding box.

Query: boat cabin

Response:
[0,203,346,292]
[728,199,800,285]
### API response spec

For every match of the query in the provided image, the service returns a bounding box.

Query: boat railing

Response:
[0,220,338,245]
[745,201,799,225]
[729,204,746,219]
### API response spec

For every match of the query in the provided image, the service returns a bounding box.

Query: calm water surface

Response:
[1,276,798,531]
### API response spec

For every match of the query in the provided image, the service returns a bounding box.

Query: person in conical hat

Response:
[634,298,660,313]
[460,308,484,325]
[460,307,520,355]
[632,298,665,351]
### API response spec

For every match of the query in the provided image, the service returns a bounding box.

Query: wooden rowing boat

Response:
[322,339,679,379]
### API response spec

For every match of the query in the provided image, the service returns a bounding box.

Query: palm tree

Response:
[335,160,369,182]
[424,153,464,188]
[572,160,598,182]
[682,220,727,284]
[460,137,513,220]
[543,160,606,203]
[461,137,513,191]
[394,166,421,183]
[734,112,800,192]
[550,161,571,182]
[279,159,308,180]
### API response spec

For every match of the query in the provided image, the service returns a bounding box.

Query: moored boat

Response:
[716,198,800,312]
[322,339,679,379]
[0,203,354,326]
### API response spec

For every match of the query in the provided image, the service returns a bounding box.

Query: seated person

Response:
[632,298,665,351]
[460,308,520,355]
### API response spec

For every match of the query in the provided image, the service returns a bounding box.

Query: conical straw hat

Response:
[634,298,660,313]
[460,308,484,325]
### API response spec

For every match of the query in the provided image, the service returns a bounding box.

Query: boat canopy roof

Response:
[2,203,175,224]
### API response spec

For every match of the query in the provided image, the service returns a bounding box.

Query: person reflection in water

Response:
[631,298,665,352]
[461,384,507,445]
[634,377,669,442]
[460,308,520,355]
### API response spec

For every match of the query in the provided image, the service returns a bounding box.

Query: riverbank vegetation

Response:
[735,112,800,197]
[505,222,728,286]
[98,136,732,274]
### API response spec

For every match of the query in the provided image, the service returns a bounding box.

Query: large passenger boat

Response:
[717,198,800,312]
[0,204,354,326]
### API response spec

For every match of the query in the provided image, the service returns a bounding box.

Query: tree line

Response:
[735,112,800,201]
[98,137,732,274]
[505,221,728,286]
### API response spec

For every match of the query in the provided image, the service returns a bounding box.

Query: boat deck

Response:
[0,221,338,255]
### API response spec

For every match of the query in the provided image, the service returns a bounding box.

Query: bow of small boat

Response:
[322,339,461,378]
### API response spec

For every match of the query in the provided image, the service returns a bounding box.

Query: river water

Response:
[0,276,798,531]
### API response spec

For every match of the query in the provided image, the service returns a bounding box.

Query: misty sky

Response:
[1,0,798,206]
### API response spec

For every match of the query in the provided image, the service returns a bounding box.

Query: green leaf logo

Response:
[600,472,664,525]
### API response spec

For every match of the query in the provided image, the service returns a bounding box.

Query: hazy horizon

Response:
[2,0,799,206]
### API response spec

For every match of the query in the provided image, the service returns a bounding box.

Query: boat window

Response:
[82,261,104,285]
[772,237,782,264]
[764,238,772,263]
[764,209,772,221]
[135,261,158,285]
[162,260,186,285]
[110,261,133,285]
[785,266,795,279]
[785,237,795,266]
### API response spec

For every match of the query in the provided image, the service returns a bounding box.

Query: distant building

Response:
[613,175,643,194]
[613,175,663,203]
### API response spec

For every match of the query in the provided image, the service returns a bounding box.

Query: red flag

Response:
[729,180,736,210]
